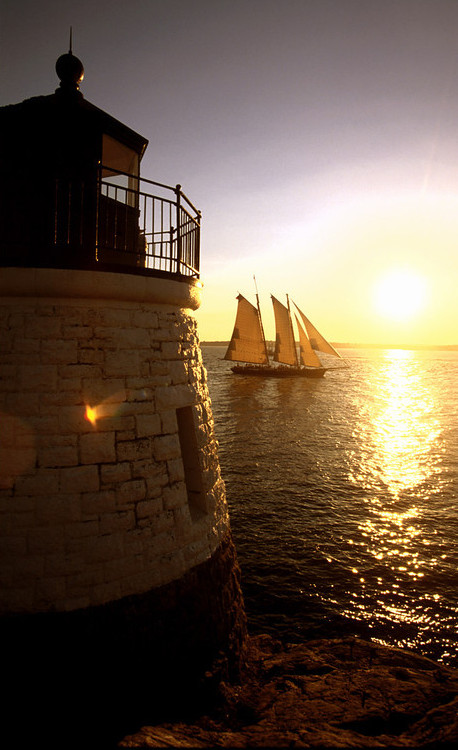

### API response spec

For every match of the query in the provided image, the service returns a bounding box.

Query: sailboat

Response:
[224,289,342,377]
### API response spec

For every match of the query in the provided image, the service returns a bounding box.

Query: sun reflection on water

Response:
[341,350,451,657]
[364,349,442,497]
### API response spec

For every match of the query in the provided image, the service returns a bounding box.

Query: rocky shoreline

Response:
[119,634,458,748]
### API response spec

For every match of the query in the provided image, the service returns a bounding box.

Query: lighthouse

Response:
[0,49,246,747]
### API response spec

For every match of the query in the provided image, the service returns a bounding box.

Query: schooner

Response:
[224,289,342,378]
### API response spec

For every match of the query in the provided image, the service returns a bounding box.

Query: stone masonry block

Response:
[115,401,156,417]
[155,383,194,410]
[78,348,104,365]
[99,510,136,535]
[18,365,57,392]
[81,490,117,515]
[7,550,45,583]
[153,433,181,461]
[131,459,167,483]
[163,482,187,510]
[167,458,185,483]
[170,360,188,384]
[136,413,161,438]
[94,308,131,327]
[115,430,136,442]
[145,473,169,499]
[52,306,84,326]
[59,405,92,434]
[80,431,116,464]
[59,363,103,380]
[148,362,169,377]
[90,581,122,604]
[13,338,40,354]
[34,494,82,525]
[39,390,83,407]
[35,577,67,607]
[161,341,181,359]
[96,415,136,433]
[160,409,178,434]
[28,415,60,434]
[100,462,131,485]
[41,339,78,364]
[104,350,140,377]
[150,326,174,342]
[135,497,164,520]
[14,468,59,496]
[57,378,83,393]
[27,526,66,554]
[37,443,78,468]
[94,327,150,350]
[116,479,147,507]
[131,310,158,328]
[148,530,177,558]
[83,533,124,564]
[66,519,100,539]
[82,378,126,405]
[59,465,99,493]
[62,325,93,340]
[5,392,41,416]
[27,315,62,338]
[104,553,144,582]
[116,438,152,462]
[126,386,154,403]
[44,551,84,577]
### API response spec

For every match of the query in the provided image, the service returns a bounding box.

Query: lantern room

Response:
[0,49,200,277]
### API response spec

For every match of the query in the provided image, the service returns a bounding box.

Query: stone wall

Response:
[1,530,246,747]
[0,268,247,748]
[0,269,230,614]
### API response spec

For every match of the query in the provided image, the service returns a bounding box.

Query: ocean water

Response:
[202,345,458,668]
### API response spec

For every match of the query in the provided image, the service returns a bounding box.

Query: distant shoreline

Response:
[201,341,458,351]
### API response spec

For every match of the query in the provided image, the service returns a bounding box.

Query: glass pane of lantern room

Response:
[102,134,139,207]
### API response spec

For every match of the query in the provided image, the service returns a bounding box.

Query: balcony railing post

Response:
[175,184,182,274]
[196,210,201,275]
[170,226,175,274]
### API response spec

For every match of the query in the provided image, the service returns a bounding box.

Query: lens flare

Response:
[85,405,98,426]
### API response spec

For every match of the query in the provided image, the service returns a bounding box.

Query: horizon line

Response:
[201,341,458,351]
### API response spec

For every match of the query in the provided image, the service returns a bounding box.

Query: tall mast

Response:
[286,294,299,367]
[254,275,270,364]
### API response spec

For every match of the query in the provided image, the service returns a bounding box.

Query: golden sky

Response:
[2,1,458,347]
[196,190,458,346]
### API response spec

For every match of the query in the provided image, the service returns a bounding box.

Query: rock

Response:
[119,635,458,748]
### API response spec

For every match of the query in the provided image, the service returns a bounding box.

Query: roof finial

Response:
[55,30,84,94]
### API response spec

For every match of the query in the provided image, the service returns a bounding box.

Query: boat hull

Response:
[231,365,326,378]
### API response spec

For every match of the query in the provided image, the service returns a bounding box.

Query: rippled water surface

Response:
[202,346,458,667]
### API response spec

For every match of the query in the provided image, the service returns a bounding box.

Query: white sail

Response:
[295,315,322,368]
[224,294,268,364]
[272,295,297,366]
[293,302,342,358]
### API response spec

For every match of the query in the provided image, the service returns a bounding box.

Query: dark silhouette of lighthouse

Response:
[0,46,246,748]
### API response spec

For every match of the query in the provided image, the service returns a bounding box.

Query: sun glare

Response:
[85,405,98,426]
[374,270,427,321]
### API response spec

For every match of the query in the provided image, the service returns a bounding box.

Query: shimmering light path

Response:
[203,346,458,666]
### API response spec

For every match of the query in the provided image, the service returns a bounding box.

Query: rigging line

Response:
[253,275,269,364]
[286,293,299,367]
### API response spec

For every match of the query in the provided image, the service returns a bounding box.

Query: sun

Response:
[373,269,427,321]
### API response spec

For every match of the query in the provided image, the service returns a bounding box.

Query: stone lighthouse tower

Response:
[0,50,245,747]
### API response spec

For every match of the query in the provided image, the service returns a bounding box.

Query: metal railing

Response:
[0,165,201,279]
[97,166,201,277]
